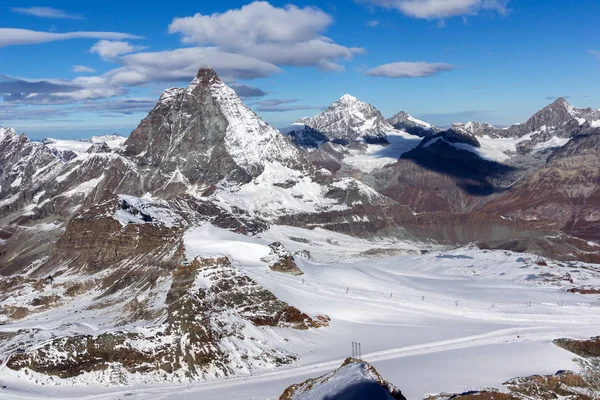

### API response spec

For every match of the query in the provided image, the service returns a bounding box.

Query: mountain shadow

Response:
[400,130,520,196]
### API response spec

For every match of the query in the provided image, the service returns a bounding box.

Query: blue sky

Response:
[0,0,599,140]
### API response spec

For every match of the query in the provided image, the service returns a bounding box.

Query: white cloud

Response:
[0,28,142,47]
[358,0,509,19]
[12,7,84,20]
[73,65,96,73]
[168,1,363,71]
[109,47,282,85]
[367,20,380,27]
[366,62,455,77]
[589,50,600,60]
[91,40,145,60]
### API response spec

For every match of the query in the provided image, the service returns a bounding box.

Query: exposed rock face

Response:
[280,358,407,400]
[297,94,393,145]
[388,111,439,137]
[282,124,330,149]
[124,68,301,192]
[483,127,600,241]
[504,371,598,400]
[554,337,600,358]
[425,391,518,400]
[372,132,519,212]
[6,257,328,382]
[261,242,304,275]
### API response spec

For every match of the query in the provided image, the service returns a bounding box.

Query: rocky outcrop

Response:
[483,127,600,241]
[425,391,518,400]
[280,358,407,400]
[261,242,304,275]
[554,337,600,358]
[6,257,328,382]
[428,336,600,400]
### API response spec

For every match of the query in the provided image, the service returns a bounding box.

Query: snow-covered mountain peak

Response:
[337,93,360,104]
[451,121,497,135]
[296,94,392,144]
[124,68,300,191]
[0,127,18,142]
[388,111,438,137]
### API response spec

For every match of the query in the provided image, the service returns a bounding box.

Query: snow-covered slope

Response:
[2,223,600,399]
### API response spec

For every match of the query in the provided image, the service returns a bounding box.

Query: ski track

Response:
[2,224,600,399]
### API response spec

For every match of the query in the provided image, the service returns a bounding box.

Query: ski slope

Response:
[2,224,600,399]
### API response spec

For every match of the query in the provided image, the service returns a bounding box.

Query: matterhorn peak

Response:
[188,67,222,92]
[124,67,299,192]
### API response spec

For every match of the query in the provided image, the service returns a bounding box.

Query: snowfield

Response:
[2,223,600,399]
[42,135,127,155]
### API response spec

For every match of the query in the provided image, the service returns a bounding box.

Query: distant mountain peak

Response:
[338,93,360,103]
[388,111,438,137]
[296,95,392,144]
[551,96,570,105]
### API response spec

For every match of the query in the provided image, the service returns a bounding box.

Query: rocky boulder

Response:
[261,242,304,275]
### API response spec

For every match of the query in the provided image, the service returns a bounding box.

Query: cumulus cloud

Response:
[358,0,509,19]
[365,61,455,77]
[230,84,268,98]
[0,28,142,47]
[12,7,84,20]
[91,40,145,60]
[367,20,380,27]
[168,1,363,71]
[73,65,96,73]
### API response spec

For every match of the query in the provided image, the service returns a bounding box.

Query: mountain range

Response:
[1,68,600,395]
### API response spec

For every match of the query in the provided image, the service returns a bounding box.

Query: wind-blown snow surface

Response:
[3,224,600,399]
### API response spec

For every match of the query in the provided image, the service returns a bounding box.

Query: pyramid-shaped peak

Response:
[552,96,570,105]
[188,68,222,91]
[338,93,359,103]
[546,97,573,111]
